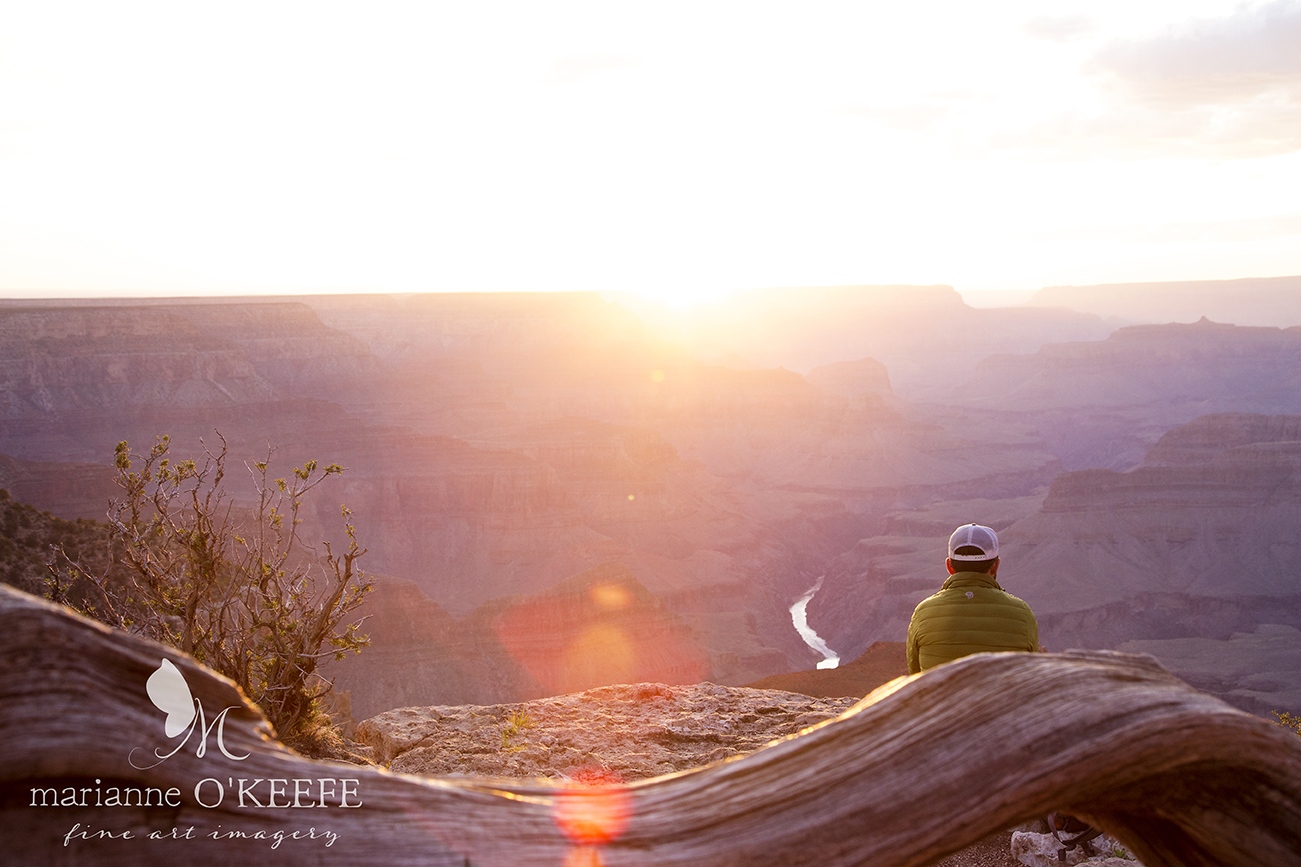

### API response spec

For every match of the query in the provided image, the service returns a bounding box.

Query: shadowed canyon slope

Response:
[2,282,1300,716]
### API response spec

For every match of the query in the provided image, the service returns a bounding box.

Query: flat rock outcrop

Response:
[356,681,860,779]
[1142,412,1301,467]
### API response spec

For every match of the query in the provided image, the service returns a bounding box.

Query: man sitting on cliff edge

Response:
[906,523,1039,675]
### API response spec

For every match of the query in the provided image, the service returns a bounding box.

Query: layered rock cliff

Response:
[12,292,1300,720]
[0,306,276,460]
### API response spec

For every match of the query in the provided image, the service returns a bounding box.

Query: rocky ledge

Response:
[356,681,860,780]
[354,679,1143,867]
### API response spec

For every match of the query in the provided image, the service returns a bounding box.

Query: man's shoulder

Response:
[999,590,1035,611]
[912,582,1036,614]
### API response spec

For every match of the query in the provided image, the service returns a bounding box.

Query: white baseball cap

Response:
[948,524,999,560]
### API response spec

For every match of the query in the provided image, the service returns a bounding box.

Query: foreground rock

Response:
[356,682,860,779]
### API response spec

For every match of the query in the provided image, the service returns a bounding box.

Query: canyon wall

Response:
[809,412,1301,716]
[4,284,1299,717]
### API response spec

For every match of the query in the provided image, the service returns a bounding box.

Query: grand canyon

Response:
[2,277,1299,722]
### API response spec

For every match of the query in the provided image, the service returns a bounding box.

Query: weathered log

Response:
[1,584,1299,866]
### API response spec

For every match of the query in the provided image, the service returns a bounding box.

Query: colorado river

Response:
[790,576,840,669]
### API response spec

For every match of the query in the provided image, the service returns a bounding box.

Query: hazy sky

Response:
[1,1,1299,305]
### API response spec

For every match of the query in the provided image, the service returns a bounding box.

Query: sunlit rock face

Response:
[804,357,893,398]
[1141,413,1301,467]
[955,320,1301,412]
[326,563,714,719]
[0,301,378,464]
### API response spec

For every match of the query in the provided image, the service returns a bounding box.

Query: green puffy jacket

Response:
[906,572,1038,674]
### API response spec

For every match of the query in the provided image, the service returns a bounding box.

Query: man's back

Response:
[906,571,1038,674]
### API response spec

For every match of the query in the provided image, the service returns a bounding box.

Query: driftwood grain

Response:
[1,584,1299,866]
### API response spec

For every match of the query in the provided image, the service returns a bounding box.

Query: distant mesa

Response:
[1029,275,1301,328]
[664,283,1114,394]
[948,318,1301,411]
[804,357,893,398]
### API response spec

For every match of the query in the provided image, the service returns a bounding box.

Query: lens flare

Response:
[552,777,630,847]
[564,846,605,867]
[589,582,631,611]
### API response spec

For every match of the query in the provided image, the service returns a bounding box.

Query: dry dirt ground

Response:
[933,831,1022,867]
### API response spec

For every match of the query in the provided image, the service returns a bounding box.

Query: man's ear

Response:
[989,557,1000,576]
[946,559,956,575]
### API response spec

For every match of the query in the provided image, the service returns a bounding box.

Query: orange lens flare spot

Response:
[589,582,631,610]
[564,845,605,867]
[563,623,635,687]
[553,784,631,847]
[650,369,666,383]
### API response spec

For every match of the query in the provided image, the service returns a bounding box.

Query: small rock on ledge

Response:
[1011,830,1141,867]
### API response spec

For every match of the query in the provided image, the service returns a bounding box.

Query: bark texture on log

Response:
[1,584,1299,867]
